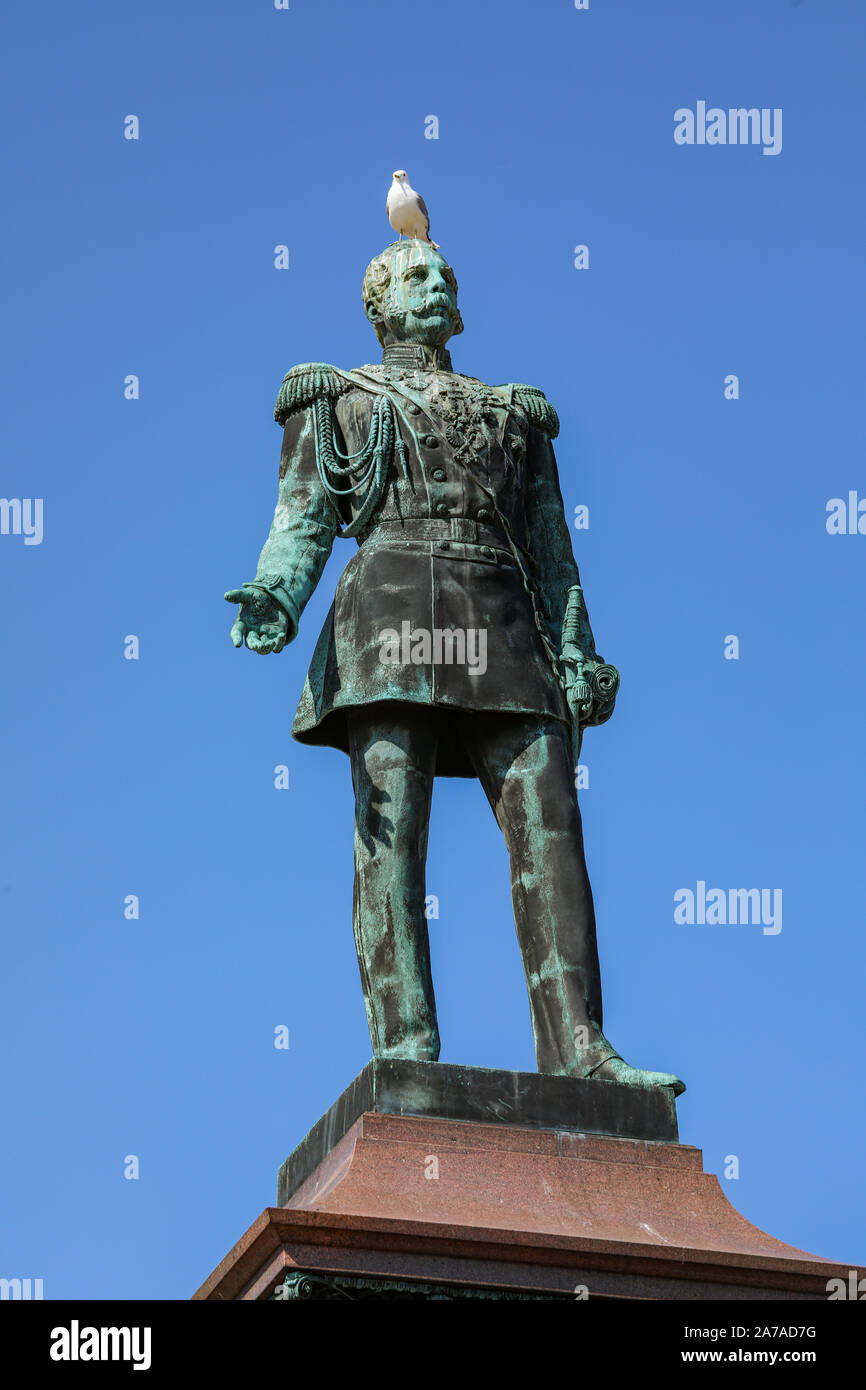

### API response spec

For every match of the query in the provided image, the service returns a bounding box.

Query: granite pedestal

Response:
[194,1061,859,1301]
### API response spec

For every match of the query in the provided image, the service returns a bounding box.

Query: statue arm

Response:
[524,425,583,644]
[225,406,340,651]
[525,425,619,731]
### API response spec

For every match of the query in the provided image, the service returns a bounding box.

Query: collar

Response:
[382,342,453,372]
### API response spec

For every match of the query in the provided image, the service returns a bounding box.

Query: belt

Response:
[357,517,509,547]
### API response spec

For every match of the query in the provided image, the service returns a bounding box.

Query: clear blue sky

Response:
[2,0,864,1297]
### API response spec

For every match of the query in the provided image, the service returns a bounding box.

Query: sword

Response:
[560,584,620,768]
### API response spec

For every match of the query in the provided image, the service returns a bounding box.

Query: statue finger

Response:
[229,618,247,647]
[224,588,250,605]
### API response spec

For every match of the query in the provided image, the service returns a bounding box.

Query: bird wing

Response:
[415,192,430,227]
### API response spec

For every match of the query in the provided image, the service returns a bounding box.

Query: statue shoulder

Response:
[493,382,560,439]
[274,362,353,426]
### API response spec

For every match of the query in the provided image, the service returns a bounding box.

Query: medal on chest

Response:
[434,376,501,464]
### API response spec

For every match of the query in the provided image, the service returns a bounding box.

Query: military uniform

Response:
[245,342,581,778]
[241,340,605,1073]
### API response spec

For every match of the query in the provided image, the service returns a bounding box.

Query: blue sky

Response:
[1,0,864,1297]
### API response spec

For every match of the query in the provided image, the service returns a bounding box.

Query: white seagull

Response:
[386,170,440,247]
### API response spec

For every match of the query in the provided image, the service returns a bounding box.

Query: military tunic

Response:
[246,343,582,777]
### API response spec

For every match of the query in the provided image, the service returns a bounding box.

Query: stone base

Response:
[277,1059,679,1206]
[193,1062,858,1301]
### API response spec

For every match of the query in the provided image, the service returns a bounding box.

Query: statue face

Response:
[368,243,462,347]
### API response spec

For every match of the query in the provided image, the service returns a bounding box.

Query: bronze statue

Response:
[225,238,684,1095]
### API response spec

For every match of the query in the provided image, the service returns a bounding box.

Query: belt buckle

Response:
[449,517,477,542]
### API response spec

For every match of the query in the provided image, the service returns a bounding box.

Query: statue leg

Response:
[462,711,684,1092]
[460,711,602,1073]
[346,703,440,1062]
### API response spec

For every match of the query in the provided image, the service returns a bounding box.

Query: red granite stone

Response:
[193,1112,861,1301]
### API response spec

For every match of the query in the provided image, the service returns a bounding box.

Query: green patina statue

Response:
[225,239,684,1096]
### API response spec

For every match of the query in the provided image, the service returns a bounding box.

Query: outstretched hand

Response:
[225,588,290,655]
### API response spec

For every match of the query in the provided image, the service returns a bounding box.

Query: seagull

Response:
[386,170,440,247]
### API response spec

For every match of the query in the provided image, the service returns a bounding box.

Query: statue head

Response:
[363,240,464,349]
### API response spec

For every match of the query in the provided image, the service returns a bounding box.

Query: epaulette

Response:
[500,383,560,439]
[274,363,351,426]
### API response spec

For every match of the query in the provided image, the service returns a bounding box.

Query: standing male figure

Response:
[225,239,683,1094]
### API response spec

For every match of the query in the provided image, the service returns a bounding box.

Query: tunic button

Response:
[483,546,495,558]
[435,503,450,518]
[476,507,491,521]
[439,541,451,550]
[431,468,446,482]
[421,434,439,448]
[408,404,421,415]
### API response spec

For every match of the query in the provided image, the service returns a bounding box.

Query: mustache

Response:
[414,298,457,315]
